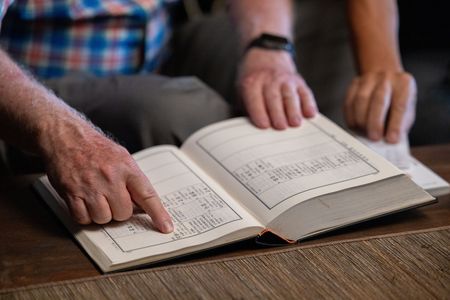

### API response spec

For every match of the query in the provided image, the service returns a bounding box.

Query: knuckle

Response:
[280,81,291,92]
[392,98,409,112]
[131,176,158,204]
[121,157,139,174]
[378,77,391,91]
[115,145,130,157]
[295,74,307,85]
[397,73,417,93]
[68,197,91,224]
[355,92,369,104]
[141,187,158,203]
[111,145,133,164]
[240,74,259,89]
[80,171,98,187]
[84,195,112,224]
[398,72,413,83]
[54,176,77,194]
[277,73,294,84]
[99,164,118,182]
[299,84,312,97]
[360,74,373,84]
[265,88,281,102]
[377,71,392,81]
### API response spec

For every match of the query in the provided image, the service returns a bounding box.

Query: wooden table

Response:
[0,144,449,290]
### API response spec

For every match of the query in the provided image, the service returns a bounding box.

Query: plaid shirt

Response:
[0,0,175,78]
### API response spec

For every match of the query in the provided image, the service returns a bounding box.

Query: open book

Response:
[34,114,434,272]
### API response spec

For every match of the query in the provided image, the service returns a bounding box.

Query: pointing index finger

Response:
[127,173,174,233]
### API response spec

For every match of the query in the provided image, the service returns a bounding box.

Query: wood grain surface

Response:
[1,227,449,299]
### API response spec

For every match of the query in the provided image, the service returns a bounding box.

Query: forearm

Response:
[228,0,294,49]
[345,1,416,143]
[0,49,96,158]
[347,0,403,73]
[0,49,173,229]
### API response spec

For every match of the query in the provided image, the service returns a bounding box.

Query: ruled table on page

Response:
[98,151,243,252]
[196,120,378,209]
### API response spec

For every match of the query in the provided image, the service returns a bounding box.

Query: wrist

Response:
[238,24,293,51]
[359,63,404,75]
[244,33,296,62]
[36,109,100,161]
[356,50,403,74]
[242,48,297,74]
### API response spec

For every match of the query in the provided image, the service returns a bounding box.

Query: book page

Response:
[355,134,412,170]
[182,115,403,224]
[355,135,450,196]
[38,146,262,267]
[408,157,450,196]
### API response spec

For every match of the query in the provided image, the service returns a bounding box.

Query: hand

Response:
[344,71,417,143]
[43,122,173,233]
[238,49,317,130]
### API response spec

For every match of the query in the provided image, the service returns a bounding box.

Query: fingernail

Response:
[261,120,270,128]
[161,220,174,233]
[257,119,270,128]
[310,102,318,115]
[387,131,399,143]
[369,131,380,141]
[274,121,287,130]
[291,116,301,127]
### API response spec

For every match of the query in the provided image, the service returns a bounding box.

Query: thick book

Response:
[34,114,435,272]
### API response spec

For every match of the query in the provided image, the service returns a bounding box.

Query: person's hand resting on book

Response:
[0,50,173,232]
[344,71,416,143]
[344,0,417,144]
[229,0,318,131]
[238,49,317,130]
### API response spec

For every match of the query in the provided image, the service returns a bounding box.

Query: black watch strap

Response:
[245,33,296,59]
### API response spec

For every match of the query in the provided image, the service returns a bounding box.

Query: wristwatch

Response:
[245,33,296,60]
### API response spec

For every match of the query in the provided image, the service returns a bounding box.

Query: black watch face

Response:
[246,33,296,59]
[261,33,290,44]
[257,34,293,52]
